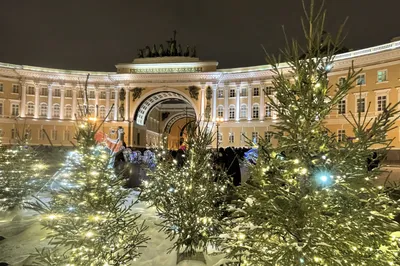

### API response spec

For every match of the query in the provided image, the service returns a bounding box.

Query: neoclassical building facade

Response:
[0,39,400,149]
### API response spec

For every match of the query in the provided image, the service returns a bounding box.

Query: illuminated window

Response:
[265,103,272,117]
[252,132,259,144]
[240,104,247,118]
[27,102,34,116]
[218,89,224,98]
[99,106,106,118]
[356,74,366,85]
[217,105,224,118]
[377,70,387,82]
[89,105,95,115]
[240,88,247,96]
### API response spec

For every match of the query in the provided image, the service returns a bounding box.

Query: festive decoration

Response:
[28,76,149,265]
[141,122,230,261]
[221,1,400,265]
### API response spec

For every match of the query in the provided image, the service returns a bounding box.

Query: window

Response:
[25,129,32,140]
[217,105,224,118]
[99,106,106,118]
[240,104,247,118]
[229,88,236,98]
[338,77,346,86]
[241,132,247,143]
[53,88,61,97]
[253,87,259,96]
[11,104,19,116]
[377,95,387,111]
[377,70,387,82]
[0,83,3,92]
[53,104,60,118]
[27,102,34,116]
[100,91,106,99]
[338,129,346,142]
[78,91,84,98]
[218,89,224,98]
[51,129,57,140]
[252,104,259,119]
[338,99,346,114]
[11,129,17,139]
[0,103,3,115]
[356,74,366,85]
[265,132,273,143]
[89,91,95,99]
[40,87,48,96]
[229,105,235,120]
[252,132,259,144]
[12,85,19,93]
[27,86,35,95]
[39,129,45,140]
[265,87,274,95]
[265,104,272,117]
[357,98,365,113]
[40,103,47,117]
[240,88,247,97]
[89,105,95,115]
[66,89,72,98]
[64,130,70,141]
[65,105,72,118]
[217,133,223,145]
[111,91,115,99]
[229,132,234,144]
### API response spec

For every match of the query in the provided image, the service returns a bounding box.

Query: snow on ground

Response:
[0,191,226,266]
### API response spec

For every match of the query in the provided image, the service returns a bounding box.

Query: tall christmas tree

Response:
[141,122,230,263]
[221,1,400,265]
[28,78,149,265]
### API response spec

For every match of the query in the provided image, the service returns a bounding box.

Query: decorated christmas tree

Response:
[141,122,230,264]
[0,128,46,213]
[221,1,400,265]
[28,78,149,265]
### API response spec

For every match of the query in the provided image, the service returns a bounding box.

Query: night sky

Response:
[0,0,399,72]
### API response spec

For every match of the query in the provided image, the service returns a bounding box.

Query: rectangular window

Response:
[12,85,19,93]
[253,87,259,96]
[377,70,387,82]
[217,133,223,144]
[39,129,45,140]
[78,91,84,98]
[338,77,346,86]
[240,88,247,97]
[89,91,95,99]
[252,132,259,144]
[51,130,57,140]
[25,129,32,140]
[11,104,19,116]
[11,129,17,139]
[338,99,346,114]
[229,132,234,144]
[218,89,224,98]
[338,129,346,142]
[0,83,4,92]
[229,88,236,98]
[66,89,72,98]
[100,91,106,99]
[111,91,115,99]
[265,103,272,117]
[40,87,48,96]
[64,130,70,141]
[241,132,247,143]
[377,95,387,111]
[357,98,365,113]
[53,88,61,97]
[27,86,35,95]
[264,132,273,143]
[265,87,274,96]
[356,74,366,85]
[0,103,3,115]
[229,107,235,120]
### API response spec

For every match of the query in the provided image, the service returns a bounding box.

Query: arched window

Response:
[252,104,259,119]
[217,105,224,118]
[99,106,106,119]
[89,105,95,116]
[65,105,72,119]
[240,104,247,119]
[40,103,47,117]
[53,104,60,118]
[265,103,272,118]
[229,105,235,120]
[27,102,34,116]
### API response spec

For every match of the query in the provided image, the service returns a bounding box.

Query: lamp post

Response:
[215,117,223,151]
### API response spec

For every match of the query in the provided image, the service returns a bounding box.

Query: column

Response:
[260,84,265,121]
[235,85,240,121]
[200,84,206,120]
[224,86,229,121]
[247,87,252,121]
[114,87,119,121]
[124,87,129,121]
[47,84,53,119]
[95,88,99,117]
[212,85,217,121]
[34,85,40,118]
[72,88,77,120]
[105,88,110,121]
[20,82,26,117]
[60,87,65,119]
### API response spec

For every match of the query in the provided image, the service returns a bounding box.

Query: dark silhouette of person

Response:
[225,147,241,186]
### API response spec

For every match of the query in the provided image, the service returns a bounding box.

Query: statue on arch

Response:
[158,44,165,57]
[144,46,151,57]
[151,44,157,57]
[177,44,182,56]
[137,49,144,58]
[190,46,197,57]
[119,88,126,101]
[184,45,190,57]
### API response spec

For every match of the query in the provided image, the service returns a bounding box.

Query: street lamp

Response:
[215,117,223,151]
